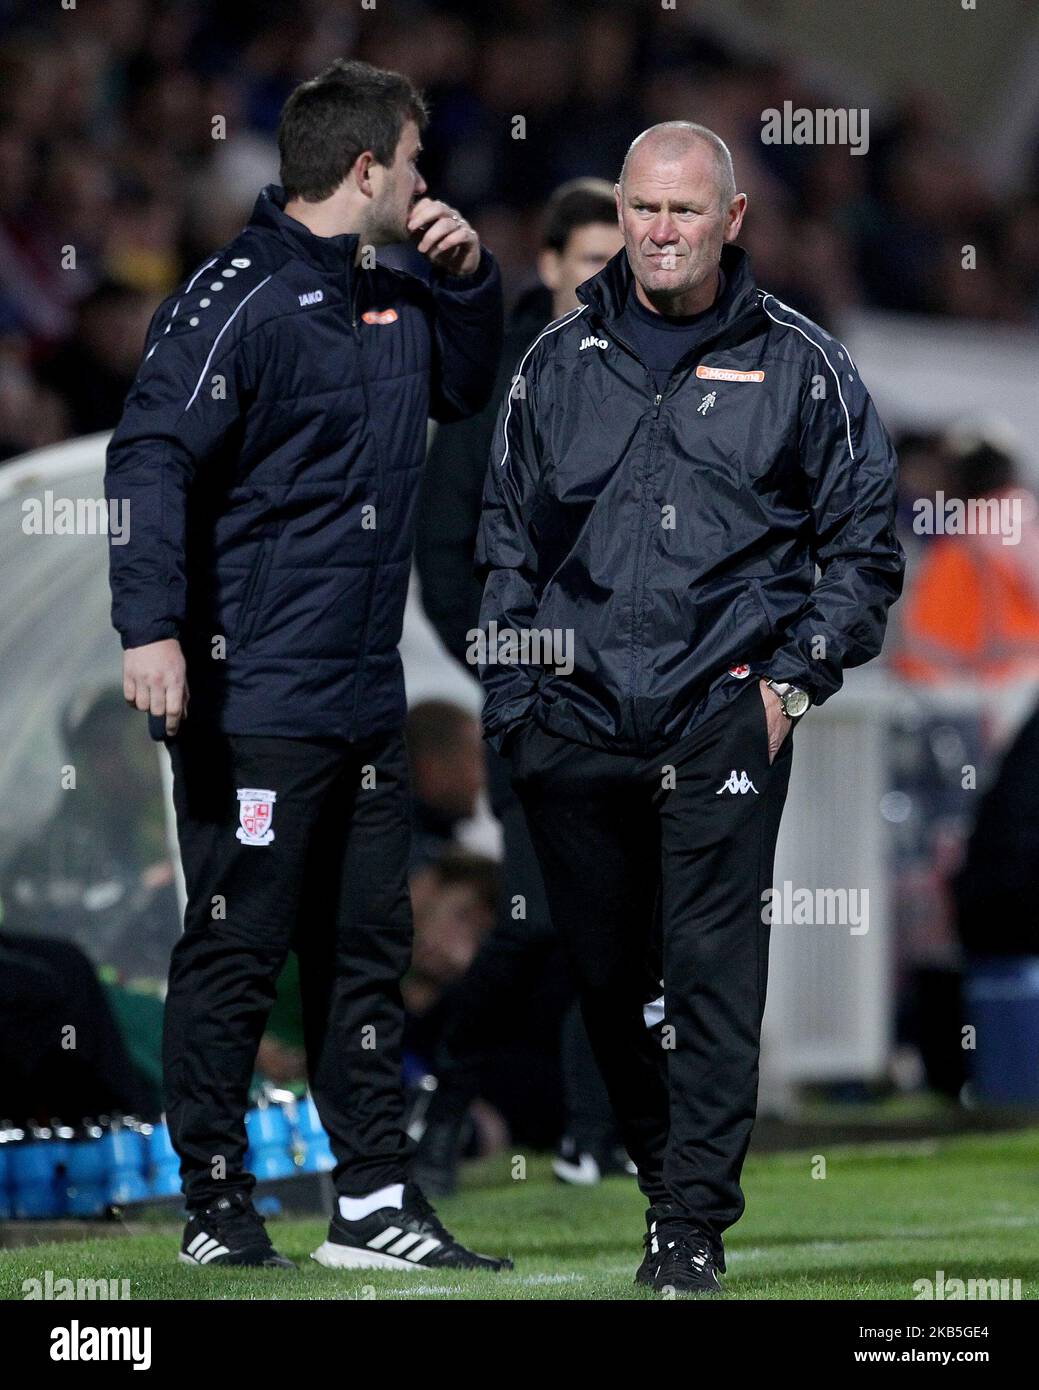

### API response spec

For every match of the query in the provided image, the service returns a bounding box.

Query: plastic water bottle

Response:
[49,1121,75,1216]
[147,1118,182,1197]
[0,1124,25,1219]
[11,1126,63,1218]
[104,1118,149,1205]
[244,1102,295,1180]
[295,1093,335,1173]
[65,1122,108,1217]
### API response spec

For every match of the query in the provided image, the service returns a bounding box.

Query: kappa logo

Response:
[298,290,324,306]
[696,365,765,383]
[362,308,399,325]
[236,789,277,845]
[716,770,758,796]
[579,335,608,351]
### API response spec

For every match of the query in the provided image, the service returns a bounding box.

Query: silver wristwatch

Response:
[764,679,811,719]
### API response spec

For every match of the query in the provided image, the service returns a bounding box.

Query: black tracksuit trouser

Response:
[164,723,413,1211]
[510,679,794,1246]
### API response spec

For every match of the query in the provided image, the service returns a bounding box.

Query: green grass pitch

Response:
[3,1130,1038,1300]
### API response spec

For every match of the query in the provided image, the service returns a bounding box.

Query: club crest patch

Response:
[729,663,751,679]
[236,789,277,845]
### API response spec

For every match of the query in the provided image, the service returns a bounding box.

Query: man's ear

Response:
[723,193,748,243]
[614,182,623,229]
[537,248,561,292]
[352,150,378,200]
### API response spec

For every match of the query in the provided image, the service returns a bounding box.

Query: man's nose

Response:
[415,172,428,197]
[649,216,678,245]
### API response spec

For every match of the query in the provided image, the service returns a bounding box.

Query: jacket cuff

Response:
[762,649,830,704]
[434,246,498,294]
[120,621,180,650]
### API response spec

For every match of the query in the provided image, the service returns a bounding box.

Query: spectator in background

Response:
[893,424,1039,685]
[0,0,1036,474]
[417,178,621,661]
[413,178,630,1195]
[406,699,485,872]
[953,693,1039,957]
[37,280,159,435]
[403,847,576,1159]
[0,930,159,1123]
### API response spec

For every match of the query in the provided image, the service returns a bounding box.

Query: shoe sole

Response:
[177,1252,295,1270]
[310,1241,511,1273]
[310,1240,440,1272]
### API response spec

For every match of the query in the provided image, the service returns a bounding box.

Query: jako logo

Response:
[298,290,324,306]
[579,335,608,351]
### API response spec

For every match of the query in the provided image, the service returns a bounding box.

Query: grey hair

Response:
[618,122,737,207]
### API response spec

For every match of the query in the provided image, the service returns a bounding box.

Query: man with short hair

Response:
[477,122,905,1293]
[106,58,508,1273]
[413,180,630,1194]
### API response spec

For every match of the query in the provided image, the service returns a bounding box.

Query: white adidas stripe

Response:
[362,1224,442,1264]
[385,1232,423,1257]
[406,1237,441,1262]
[366,1225,403,1251]
[199,1243,230,1264]
[184,1230,232,1264]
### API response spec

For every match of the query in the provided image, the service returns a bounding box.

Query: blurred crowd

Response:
[4,0,1039,1146]
[3,0,1039,461]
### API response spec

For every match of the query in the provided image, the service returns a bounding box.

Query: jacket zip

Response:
[586,307,759,747]
[585,316,661,747]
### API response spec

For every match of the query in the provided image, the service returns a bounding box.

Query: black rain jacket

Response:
[475,243,904,754]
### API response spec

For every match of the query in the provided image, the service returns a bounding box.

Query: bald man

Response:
[476,123,904,1294]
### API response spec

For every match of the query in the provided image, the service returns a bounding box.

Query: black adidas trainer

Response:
[311,1182,512,1273]
[636,1202,725,1295]
[179,1192,295,1269]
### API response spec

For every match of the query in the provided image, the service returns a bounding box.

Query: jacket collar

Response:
[576,242,762,332]
[249,184,361,274]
